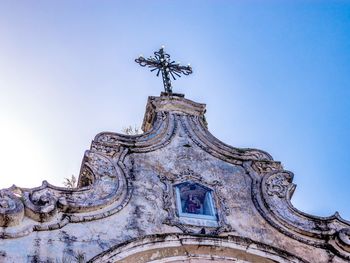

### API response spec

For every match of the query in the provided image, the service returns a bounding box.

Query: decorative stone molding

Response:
[334,228,350,253]
[94,95,273,163]
[23,185,58,222]
[244,161,350,260]
[141,94,206,132]
[94,112,177,154]
[180,114,273,164]
[265,171,293,198]
[252,160,283,175]
[0,147,132,238]
[159,169,232,235]
[1,94,349,263]
[0,189,24,227]
[89,233,309,263]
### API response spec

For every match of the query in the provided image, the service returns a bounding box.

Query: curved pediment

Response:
[0,93,349,262]
[246,163,350,260]
[0,147,132,239]
[92,94,274,162]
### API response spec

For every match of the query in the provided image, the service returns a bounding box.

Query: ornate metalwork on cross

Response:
[135,46,193,94]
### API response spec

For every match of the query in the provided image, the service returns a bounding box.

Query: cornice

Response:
[0,95,280,237]
[180,114,274,163]
[245,161,350,260]
[1,93,348,262]
[0,147,132,239]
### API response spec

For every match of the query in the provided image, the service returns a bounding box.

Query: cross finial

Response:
[135,46,193,94]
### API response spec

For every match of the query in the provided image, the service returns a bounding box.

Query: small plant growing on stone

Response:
[122,125,141,135]
[63,175,77,189]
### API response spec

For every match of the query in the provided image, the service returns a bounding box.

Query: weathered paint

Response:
[0,94,349,263]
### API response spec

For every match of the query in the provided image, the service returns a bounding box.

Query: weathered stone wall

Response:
[0,94,349,263]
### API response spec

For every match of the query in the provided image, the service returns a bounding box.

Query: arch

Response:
[89,234,308,263]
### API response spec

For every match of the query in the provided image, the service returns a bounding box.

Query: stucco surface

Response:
[0,94,349,263]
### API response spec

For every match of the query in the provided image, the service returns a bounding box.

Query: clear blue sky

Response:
[0,1,349,219]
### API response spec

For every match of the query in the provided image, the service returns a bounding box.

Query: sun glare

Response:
[0,115,51,188]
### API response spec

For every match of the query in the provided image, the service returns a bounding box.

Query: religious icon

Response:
[176,182,216,219]
[185,194,202,214]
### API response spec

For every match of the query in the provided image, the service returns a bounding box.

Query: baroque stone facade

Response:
[0,93,349,262]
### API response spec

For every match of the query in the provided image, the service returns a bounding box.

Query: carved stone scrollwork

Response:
[252,161,283,175]
[87,151,117,179]
[0,190,24,227]
[179,168,195,177]
[97,134,119,144]
[176,169,202,182]
[249,163,350,260]
[335,228,350,253]
[0,146,132,238]
[165,168,222,187]
[23,186,58,223]
[91,143,120,157]
[160,169,232,235]
[93,111,176,155]
[265,171,293,198]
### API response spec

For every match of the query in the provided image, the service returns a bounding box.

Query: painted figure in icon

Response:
[185,194,202,214]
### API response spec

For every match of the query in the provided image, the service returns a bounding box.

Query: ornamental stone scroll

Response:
[0,190,24,227]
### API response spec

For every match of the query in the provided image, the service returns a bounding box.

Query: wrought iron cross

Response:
[135,46,193,94]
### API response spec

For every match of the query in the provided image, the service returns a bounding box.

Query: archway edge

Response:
[89,233,308,263]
